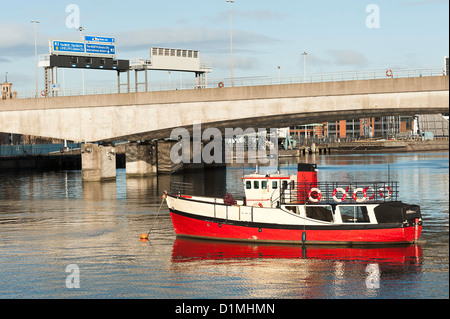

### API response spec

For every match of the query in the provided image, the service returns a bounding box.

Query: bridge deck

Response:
[0,75,448,142]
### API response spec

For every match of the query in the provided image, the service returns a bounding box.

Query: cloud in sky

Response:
[0,23,34,48]
[0,1,446,93]
[116,27,277,52]
[0,57,12,63]
[209,55,262,72]
[114,26,277,72]
[0,21,277,64]
[307,50,369,69]
[208,9,288,24]
[0,22,49,58]
[328,50,369,67]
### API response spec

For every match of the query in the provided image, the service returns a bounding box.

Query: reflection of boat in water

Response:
[171,239,423,297]
[172,237,423,265]
[166,164,422,245]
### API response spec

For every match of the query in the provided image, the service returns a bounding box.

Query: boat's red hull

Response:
[170,210,421,244]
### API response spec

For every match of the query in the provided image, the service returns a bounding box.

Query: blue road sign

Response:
[85,43,116,55]
[52,41,85,54]
[85,36,115,43]
[51,39,116,57]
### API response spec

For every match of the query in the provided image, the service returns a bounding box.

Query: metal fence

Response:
[280,181,399,205]
[211,66,446,89]
[11,66,446,99]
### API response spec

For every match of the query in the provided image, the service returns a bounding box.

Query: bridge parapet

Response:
[4,66,447,99]
[1,75,448,112]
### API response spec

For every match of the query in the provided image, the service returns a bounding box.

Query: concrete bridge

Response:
[1,74,448,180]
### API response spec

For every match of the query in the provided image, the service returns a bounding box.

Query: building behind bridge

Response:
[290,114,449,142]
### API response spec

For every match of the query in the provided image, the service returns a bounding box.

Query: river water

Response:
[0,152,448,300]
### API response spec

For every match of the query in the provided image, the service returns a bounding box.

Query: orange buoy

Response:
[140,233,149,241]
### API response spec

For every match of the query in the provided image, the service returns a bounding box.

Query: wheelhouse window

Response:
[246,181,251,189]
[272,181,278,189]
[253,181,259,189]
[305,206,333,222]
[339,206,370,223]
[262,181,267,189]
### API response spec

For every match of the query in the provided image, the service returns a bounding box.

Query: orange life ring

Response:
[386,69,393,77]
[258,203,263,208]
[41,90,46,97]
[218,82,224,88]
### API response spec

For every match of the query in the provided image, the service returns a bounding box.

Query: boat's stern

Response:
[374,201,423,242]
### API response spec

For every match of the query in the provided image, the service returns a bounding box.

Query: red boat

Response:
[165,164,422,245]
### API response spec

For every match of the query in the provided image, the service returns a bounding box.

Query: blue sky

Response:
[0,0,448,95]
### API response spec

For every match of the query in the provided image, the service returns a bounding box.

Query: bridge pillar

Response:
[81,143,116,182]
[157,140,183,174]
[125,142,157,177]
[183,138,204,171]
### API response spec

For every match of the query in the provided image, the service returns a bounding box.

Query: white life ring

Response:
[332,187,348,202]
[363,186,376,200]
[379,187,392,199]
[352,188,367,203]
[308,188,322,203]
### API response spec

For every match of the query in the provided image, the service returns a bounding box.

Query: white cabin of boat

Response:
[242,164,318,208]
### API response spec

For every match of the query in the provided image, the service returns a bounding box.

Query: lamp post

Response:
[30,20,40,98]
[277,66,281,84]
[227,0,234,87]
[302,51,307,83]
[78,26,85,95]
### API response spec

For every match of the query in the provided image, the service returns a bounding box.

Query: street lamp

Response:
[30,20,40,98]
[277,66,281,84]
[302,51,307,82]
[227,0,234,87]
[77,26,85,95]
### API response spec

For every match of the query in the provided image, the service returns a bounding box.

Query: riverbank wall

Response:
[0,140,448,171]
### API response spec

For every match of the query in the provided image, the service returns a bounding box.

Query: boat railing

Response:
[280,181,399,205]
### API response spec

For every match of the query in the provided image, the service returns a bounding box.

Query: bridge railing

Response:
[212,66,446,88]
[10,66,446,99]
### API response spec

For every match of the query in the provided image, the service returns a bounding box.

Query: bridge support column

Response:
[157,140,183,174]
[183,139,204,171]
[125,142,157,177]
[81,143,116,182]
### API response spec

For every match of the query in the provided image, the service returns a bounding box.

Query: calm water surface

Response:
[0,152,448,299]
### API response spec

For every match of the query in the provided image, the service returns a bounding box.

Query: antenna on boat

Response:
[388,164,390,186]
[276,153,280,175]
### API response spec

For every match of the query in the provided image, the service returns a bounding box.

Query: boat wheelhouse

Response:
[165,164,422,245]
